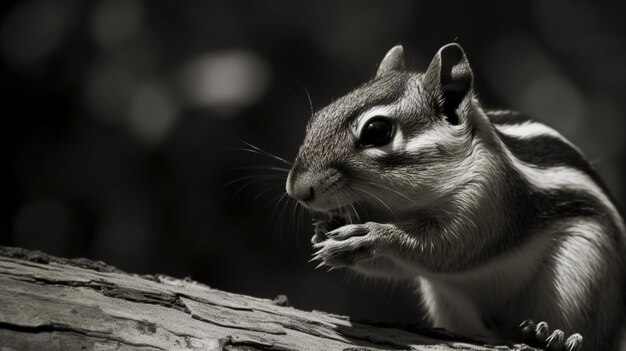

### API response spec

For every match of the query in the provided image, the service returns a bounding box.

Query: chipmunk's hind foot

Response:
[520,319,582,351]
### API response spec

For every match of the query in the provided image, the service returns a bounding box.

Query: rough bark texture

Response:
[0,246,535,351]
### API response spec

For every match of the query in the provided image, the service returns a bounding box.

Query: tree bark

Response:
[0,246,535,351]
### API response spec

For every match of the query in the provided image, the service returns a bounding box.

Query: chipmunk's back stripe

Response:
[501,146,624,233]
[494,129,608,192]
[485,110,532,125]
[473,170,623,270]
[495,130,585,169]
[479,166,624,268]
[489,112,617,206]
[494,121,579,151]
[532,188,610,221]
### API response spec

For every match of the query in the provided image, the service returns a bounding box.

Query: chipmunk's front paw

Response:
[311,223,380,269]
[311,216,346,244]
[520,319,582,351]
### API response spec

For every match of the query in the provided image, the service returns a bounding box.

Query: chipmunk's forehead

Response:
[313,72,411,124]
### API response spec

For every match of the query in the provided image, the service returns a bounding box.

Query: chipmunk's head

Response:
[287,44,481,216]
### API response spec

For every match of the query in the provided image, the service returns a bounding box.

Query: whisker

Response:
[270,192,289,214]
[387,277,397,304]
[231,165,290,173]
[350,186,399,222]
[306,205,314,228]
[232,179,278,201]
[349,202,361,223]
[336,195,353,225]
[294,200,300,236]
[238,139,292,166]
[344,187,368,222]
[278,91,311,119]
[364,180,412,202]
[289,197,298,234]
[251,185,283,203]
[289,76,315,117]
[335,193,354,225]
[265,191,285,234]
[218,146,289,166]
[277,195,291,237]
[221,176,285,205]
[301,84,314,117]
[336,190,361,224]
[287,198,301,239]
[221,174,285,190]
[297,201,306,240]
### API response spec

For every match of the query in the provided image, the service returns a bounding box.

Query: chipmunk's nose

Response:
[286,166,315,202]
[290,182,314,202]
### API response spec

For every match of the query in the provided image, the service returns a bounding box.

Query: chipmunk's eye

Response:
[360,117,394,147]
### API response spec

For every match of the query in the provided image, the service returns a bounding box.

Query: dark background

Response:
[3,0,625,324]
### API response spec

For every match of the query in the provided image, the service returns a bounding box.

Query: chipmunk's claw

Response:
[520,319,582,351]
[564,334,583,351]
[546,329,565,351]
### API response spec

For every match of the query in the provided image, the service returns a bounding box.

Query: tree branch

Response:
[0,246,535,351]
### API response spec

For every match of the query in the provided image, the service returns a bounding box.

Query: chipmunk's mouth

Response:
[310,210,350,244]
[322,204,365,225]
[319,197,405,225]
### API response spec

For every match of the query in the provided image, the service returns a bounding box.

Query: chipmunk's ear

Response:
[376,45,405,78]
[424,43,473,125]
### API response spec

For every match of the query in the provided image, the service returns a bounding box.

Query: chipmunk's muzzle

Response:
[286,162,346,211]
[286,170,314,203]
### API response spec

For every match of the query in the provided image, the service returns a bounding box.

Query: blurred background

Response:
[2,0,625,324]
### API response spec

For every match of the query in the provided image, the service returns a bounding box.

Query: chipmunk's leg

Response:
[520,319,583,351]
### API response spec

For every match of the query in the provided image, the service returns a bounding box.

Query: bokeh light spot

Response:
[0,0,74,67]
[91,0,144,51]
[128,82,179,144]
[84,61,139,123]
[178,51,271,117]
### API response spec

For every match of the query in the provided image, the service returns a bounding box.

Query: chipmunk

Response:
[285,43,626,350]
